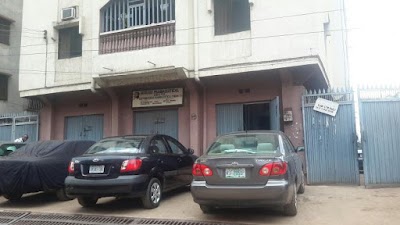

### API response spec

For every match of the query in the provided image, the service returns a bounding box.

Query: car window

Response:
[166,138,185,155]
[150,138,168,154]
[86,137,145,155]
[207,133,280,156]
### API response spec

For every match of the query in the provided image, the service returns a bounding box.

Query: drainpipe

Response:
[91,79,98,93]
[193,0,200,83]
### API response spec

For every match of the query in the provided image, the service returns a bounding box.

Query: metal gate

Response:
[65,115,104,141]
[134,109,178,139]
[359,87,400,187]
[0,112,39,142]
[303,89,359,185]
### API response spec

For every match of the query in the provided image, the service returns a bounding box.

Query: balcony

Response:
[99,22,176,54]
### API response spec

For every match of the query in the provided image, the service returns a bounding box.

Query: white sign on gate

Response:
[313,98,339,117]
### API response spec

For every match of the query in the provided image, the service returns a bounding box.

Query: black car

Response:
[65,135,197,209]
[0,140,95,201]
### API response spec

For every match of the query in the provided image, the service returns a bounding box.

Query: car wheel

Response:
[297,172,306,194]
[283,185,298,216]
[200,204,215,214]
[141,178,162,209]
[78,197,98,207]
[56,188,74,201]
[3,193,22,202]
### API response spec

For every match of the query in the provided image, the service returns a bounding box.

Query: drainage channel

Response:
[0,211,243,225]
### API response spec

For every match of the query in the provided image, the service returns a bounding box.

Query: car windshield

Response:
[85,137,145,155]
[0,143,25,156]
[207,133,281,156]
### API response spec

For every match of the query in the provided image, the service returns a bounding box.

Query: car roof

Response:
[221,130,285,136]
[0,142,26,145]
[99,134,158,140]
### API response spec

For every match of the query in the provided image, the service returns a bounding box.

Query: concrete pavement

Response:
[0,186,400,225]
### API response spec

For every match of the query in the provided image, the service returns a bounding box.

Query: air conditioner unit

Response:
[62,7,76,21]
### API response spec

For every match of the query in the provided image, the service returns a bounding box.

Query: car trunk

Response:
[201,155,279,186]
[74,155,134,179]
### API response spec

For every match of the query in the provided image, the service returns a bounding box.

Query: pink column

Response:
[280,69,305,147]
[39,102,54,140]
[186,80,203,156]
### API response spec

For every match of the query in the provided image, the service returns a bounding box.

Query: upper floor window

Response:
[214,0,251,35]
[0,74,8,101]
[101,0,176,33]
[58,26,82,59]
[0,17,12,45]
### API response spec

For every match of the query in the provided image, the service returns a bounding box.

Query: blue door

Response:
[134,110,179,139]
[216,104,244,136]
[65,115,104,141]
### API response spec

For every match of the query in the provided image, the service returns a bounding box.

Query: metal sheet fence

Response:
[303,89,359,185]
[359,87,400,187]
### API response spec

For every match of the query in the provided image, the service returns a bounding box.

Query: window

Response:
[0,74,8,101]
[0,17,11,45]
[150,138,168,154]
[214,0,251,35]
[58,26,82,59]
[166,138,185,155]
[101,0,176,33]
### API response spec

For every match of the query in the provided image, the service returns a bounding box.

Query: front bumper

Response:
[191,179,292,207]
[65,175,148,198]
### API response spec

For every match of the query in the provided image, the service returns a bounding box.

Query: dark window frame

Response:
[214,0,251,35]
[0,74,8,101]
[58,26,82,59]
[0,17,12,45]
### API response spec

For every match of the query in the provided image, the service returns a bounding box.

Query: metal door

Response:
[65,115,104,141]
[303,89,359,185]
[134,110,178,139]
[0,113,39,142]
[270,97,281,131]
[359,88,400,187]
[216,104,244,136]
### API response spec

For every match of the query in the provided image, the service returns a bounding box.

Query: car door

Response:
[282,136,303,186]
[149,137,179,191]
[165,136,194,186]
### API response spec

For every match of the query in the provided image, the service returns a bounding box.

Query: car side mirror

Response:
[296,147,305,153]
[188,148,195,155]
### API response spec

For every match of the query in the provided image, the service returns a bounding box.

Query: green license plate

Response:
[225,168,246,179]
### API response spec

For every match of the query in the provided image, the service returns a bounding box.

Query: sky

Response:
[347,0,400,86]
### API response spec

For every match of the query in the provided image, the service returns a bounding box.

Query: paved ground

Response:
[0,186,400,225]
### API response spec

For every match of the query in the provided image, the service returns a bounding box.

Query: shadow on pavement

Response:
[0,192,60,208]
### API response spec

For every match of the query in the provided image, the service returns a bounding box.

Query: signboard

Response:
[313,98,339,117]
[132,88,183,108]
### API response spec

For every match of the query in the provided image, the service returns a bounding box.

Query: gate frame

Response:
[0,112,39,142]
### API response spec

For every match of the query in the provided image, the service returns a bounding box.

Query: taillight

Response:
[259,161,287,176]
[120,159,142,173]
[192,163,213,177]
[68,161,75,175]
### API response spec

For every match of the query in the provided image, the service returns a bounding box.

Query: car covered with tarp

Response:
[0,140,95,201]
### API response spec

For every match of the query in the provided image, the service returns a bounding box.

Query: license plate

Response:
[89,165,105,174]
[225,168,246,179]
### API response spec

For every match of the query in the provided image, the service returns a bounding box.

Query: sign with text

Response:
[313,98,339,117]
[132,88,183,108]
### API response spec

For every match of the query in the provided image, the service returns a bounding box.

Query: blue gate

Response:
[65,115,104,141]
[359,88,400,187]
[303,89,359,185]
[0,112,39,142]
[134,109,178,139]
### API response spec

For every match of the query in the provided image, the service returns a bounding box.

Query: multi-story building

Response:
[0,0,27,114]
[18,0,349,154]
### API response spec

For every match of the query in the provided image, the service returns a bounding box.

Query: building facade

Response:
[0,0,27,114]
[18,0,349,154]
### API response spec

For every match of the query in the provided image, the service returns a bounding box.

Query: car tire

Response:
[283,185,298,217]
[56,188,74,201]
[3,193,22,202]
[297,172,306,194]
[78,197,98,207]
[200,205,214,214]
[141,178,162,209]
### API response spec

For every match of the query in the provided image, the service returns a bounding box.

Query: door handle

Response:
[158,159,164,164]
[177,157,182,163]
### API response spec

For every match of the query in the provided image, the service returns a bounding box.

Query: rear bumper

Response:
[191,179,292,207]
[65,175,148,198]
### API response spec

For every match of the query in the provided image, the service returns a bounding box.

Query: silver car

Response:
[190,131,305,216]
